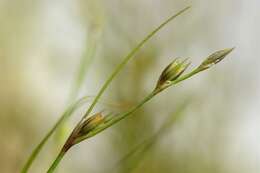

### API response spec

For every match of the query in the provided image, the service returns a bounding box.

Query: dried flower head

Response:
[62,111,109,150]
[78,112,105,136]
[155,58,190,90]
[197,48,234,71]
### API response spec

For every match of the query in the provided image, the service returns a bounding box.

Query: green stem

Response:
[21,117,65,173]
[75,91,157,143]
[76,68,200,142]
[102,69,201,133]
[21,96,90,173]
[45,6,190,171]
[47,91,155,172]
[21,17,102,173]
[45,63,199,171]
[47,151,66,173]
[46,92,155,173]
[80,6,191,121]
[173,68,201,84]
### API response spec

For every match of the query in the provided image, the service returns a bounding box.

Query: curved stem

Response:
[75,68,200,142]
[44,6,191,171]
[21,15,102,173]
[80,6,191,121]
[45,60,198,171]
[75,91,157,143]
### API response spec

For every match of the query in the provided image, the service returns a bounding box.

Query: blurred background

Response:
[0,0,259,173]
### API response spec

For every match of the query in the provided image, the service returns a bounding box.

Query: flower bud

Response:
[155,58,190,89]
[197,48,234,71]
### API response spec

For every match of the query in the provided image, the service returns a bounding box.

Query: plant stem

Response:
[46,91,156,172]
[75,91,157,143]
[21,116,66,173]
[75,68,200,142]
[45,63,200,171]
[80,6,191,121]
[21,96,90,173]
[45,6,191,171]
[21,14,102,173]
[46,92,156,173]
[173,68,200,84]
[47,151,66,173]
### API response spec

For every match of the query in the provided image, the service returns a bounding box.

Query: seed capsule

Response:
[79,112,105,135]
[197,48,234,71]
[155,58,190,89]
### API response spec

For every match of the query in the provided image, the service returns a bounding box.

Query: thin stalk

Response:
[46,47,233,172]
[80,6,191,121]
[47,151,66,173]
[46,7,191,172]
[75,68,198,142]
[74,92,156,143]
[21,24,101,173]
[173,68,200,84]
[46,62,211,172]
[20,96,90,173]
[46,92,155,173]
[55,29,100,146]
[21,119,61,173]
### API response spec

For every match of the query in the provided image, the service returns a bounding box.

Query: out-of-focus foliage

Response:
[0,0,259,173]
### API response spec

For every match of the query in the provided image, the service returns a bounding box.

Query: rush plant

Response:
[21,5,234,173]
[47,46,233,172]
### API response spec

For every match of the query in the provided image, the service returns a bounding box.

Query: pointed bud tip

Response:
[79,112,105,136]
[155,58,191,90]
[222,47,235,55]
[212,47,234,60]
[198,47,234,71]
[180,58,191,71]
[182,58,191,65]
